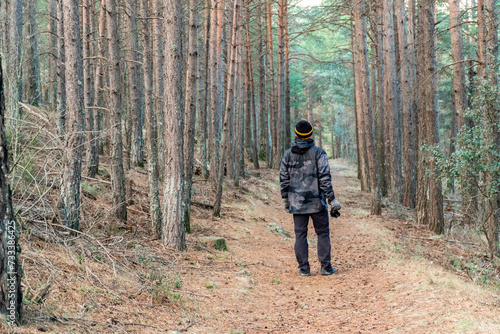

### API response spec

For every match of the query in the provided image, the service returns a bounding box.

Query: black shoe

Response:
[320,266,337,275]
[297,269,311,276]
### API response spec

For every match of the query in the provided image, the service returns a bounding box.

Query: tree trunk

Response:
[244,0,260,169]
[107,0,127,221]
[354,0,381,214]
[267,0,277,168]
[284,1,291,150]
[257,0,269,166]
[383,0,402,203]
[416,0,444,234]
[375,1,387,196]
[214,0,240,216]
[125,0,144,166]
[162,0,185,249]
[0,54,23,325]
[8,0,22,117]
[276,0,285,160]
[59,0,85,231]
[25,0,40,106]
[152,0,165,174]
[57,0,67,135]
[89,0,107,178]
[141,0,162,239]
[83,0,96,179]
[184,0,200,233]
[49,0,58,110]
[200,0,211,179]
[395,0,416,208]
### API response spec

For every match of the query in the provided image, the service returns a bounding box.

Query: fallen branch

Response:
[191,201,214,209]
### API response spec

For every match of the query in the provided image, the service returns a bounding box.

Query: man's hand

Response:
[283,198,290,212]
[329,198,341,211]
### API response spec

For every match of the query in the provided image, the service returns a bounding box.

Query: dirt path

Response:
[180,160,500,333]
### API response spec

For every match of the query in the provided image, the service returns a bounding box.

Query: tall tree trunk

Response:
[214,0,240,216]
[89,0,107,177]
[141,0,162,238]
[26,0,40,105]
[152,0,165,174]
[383,0,402,203]
[57,0,67,135]
[235,41,246,185]
[244,0,260,169]
[257,0,273,168]
[276,0,285,160]
[8,0,22,117]
[0,54,23,325]
[284,0,291,150]
[49,0,58,110]
[449,0,475,223]
[484,0,499,256]
[375,1,387,196]
[395,0,416,208]
[257,0,269,166]
[200,0,211,179]
[107,0,127,221]
[60,0,86,231]
[354,0,382,215]
[417,0,444,234]
[267,0,277,168]
[125,0,144,166]
[209,0,224,181]
[83,0,96,178]
[162,0,185,249]
[477,0,487,78]
[184,0,200,233]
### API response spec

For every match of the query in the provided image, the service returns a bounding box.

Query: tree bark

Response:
[8,0,22,117]
[141,0,162,239]
[125,0,144,166]
[244,0,260,169]
[59,0,85,231]
[267,0,277,168]
[383,0,402,203]
[162,0,185,249]
[395,0,416,208]
[214,0,240,216]
[83,0,97,179]
[152,0,165,174]
[49,0,58,110]
[0,54,23,324]
[354,0,381,214]
[416,0,444,234]
[184,0,200,233]
[25,0,40,106]
[106,0,127,221]
[89,0,107,178]
[57,0,67,135]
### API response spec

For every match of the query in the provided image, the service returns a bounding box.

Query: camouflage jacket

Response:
[279,138,335,214]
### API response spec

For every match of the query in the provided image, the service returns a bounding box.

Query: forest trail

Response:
[11,160,500,334]
[179,159,500,333]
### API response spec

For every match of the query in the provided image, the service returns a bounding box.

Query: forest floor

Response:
[4,159,500,333]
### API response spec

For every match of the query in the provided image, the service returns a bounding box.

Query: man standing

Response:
[279,120,341,276]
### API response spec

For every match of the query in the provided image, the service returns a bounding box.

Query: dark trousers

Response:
[292,209,331,271]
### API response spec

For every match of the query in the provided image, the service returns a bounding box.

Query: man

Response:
[279,120,341,276]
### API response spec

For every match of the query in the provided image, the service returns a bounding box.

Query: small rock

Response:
[199,236,227,251]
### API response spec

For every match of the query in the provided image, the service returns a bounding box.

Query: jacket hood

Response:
[291,138,315,154]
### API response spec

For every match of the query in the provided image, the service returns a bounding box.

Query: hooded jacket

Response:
[279,138,335,214]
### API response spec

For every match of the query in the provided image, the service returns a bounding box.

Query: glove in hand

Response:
[283,198,290,212]
[329,198,341,211]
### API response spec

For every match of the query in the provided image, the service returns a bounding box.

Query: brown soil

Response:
[5,160,500,333]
